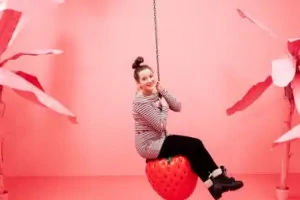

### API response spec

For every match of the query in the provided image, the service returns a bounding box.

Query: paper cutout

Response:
[291,74,300,114]
[0,0,6,12]
[0,49,63,67]
[15,71,44,91]
[13,71,47,110]
[235,7,300,191]
[0,9,22,56]
[288,38,300,42]
[226,76,273,115]
[236,9,278,39]
[0,7,76,123]
[30,49,63,55]
[0,68,77,123]
[229,9,300,116]
[271,57,296,87]
[8,13,29,48]
[287,39,300,58]
[273,124,300,147]
[272,75,300,148]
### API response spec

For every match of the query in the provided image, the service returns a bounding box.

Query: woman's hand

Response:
[156,81,164,93]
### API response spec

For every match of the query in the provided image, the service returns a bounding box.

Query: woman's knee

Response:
[186,137,204,150]
[194,138,204,148]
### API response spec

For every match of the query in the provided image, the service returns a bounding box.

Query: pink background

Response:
[2,0,300,177]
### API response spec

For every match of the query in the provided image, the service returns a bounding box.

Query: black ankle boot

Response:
[212,166,244,192]
[208,182,223,200]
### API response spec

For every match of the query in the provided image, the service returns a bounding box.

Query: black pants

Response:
[157,135,218,182]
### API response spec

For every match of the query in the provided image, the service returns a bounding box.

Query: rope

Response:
[153,0,160,81]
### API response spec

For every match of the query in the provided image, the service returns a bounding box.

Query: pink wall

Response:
[2,0,300,176]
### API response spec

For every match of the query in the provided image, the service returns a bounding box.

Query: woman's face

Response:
[137,68,156,93]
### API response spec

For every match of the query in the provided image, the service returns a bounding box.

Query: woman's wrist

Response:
[158,88,167,95]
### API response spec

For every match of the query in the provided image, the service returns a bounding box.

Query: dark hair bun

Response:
[132,56,144,69]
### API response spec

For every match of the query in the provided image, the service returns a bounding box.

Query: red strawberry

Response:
[145,156,198,200]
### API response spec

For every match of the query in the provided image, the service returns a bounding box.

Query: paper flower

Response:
[0,9,77,123]
[227,9,300,146]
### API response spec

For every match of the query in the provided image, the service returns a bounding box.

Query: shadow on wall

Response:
[29,33,82,174]
[57,0,111,17]
[46,33,79,129]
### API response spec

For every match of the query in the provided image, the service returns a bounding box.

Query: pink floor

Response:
[3,174,300,200]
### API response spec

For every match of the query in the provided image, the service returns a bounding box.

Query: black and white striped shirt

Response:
[132,88,181,159]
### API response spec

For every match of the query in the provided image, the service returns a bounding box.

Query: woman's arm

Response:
[160,89,182,112]
[134,102,169,132]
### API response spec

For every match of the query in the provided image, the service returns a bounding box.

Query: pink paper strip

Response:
[236,9,278,39]
[273,124,300,147]
[8,14,30,48]
[0,0,6,12]
[226,76,273,115]
[0,68,76,123]
[0,9,22,56]
[0,49,63,67]
[271,57,296,87]
[15,71,44,91]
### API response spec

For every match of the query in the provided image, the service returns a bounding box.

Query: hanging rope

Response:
[153,0,160,81]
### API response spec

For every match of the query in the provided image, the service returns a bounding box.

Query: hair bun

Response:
[132,56,144,69]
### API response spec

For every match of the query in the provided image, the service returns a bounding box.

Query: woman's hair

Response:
[132,56,152,82]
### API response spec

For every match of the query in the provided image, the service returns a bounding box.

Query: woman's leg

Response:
[158,134,243,199]
[158,135,218,181]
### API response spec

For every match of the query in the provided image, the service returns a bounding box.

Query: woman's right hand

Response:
[156,81,164,93]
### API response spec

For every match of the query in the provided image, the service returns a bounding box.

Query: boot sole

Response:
[213,184,243,199]
[210,185,223,200]
[212,193,222,200]
[223,182,244,192]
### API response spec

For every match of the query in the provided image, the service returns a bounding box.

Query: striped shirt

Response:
[132,88,181,159]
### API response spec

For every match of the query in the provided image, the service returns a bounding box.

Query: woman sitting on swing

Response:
[132,56,244,199]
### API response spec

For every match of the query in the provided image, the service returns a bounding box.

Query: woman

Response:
[132,56,243,199]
